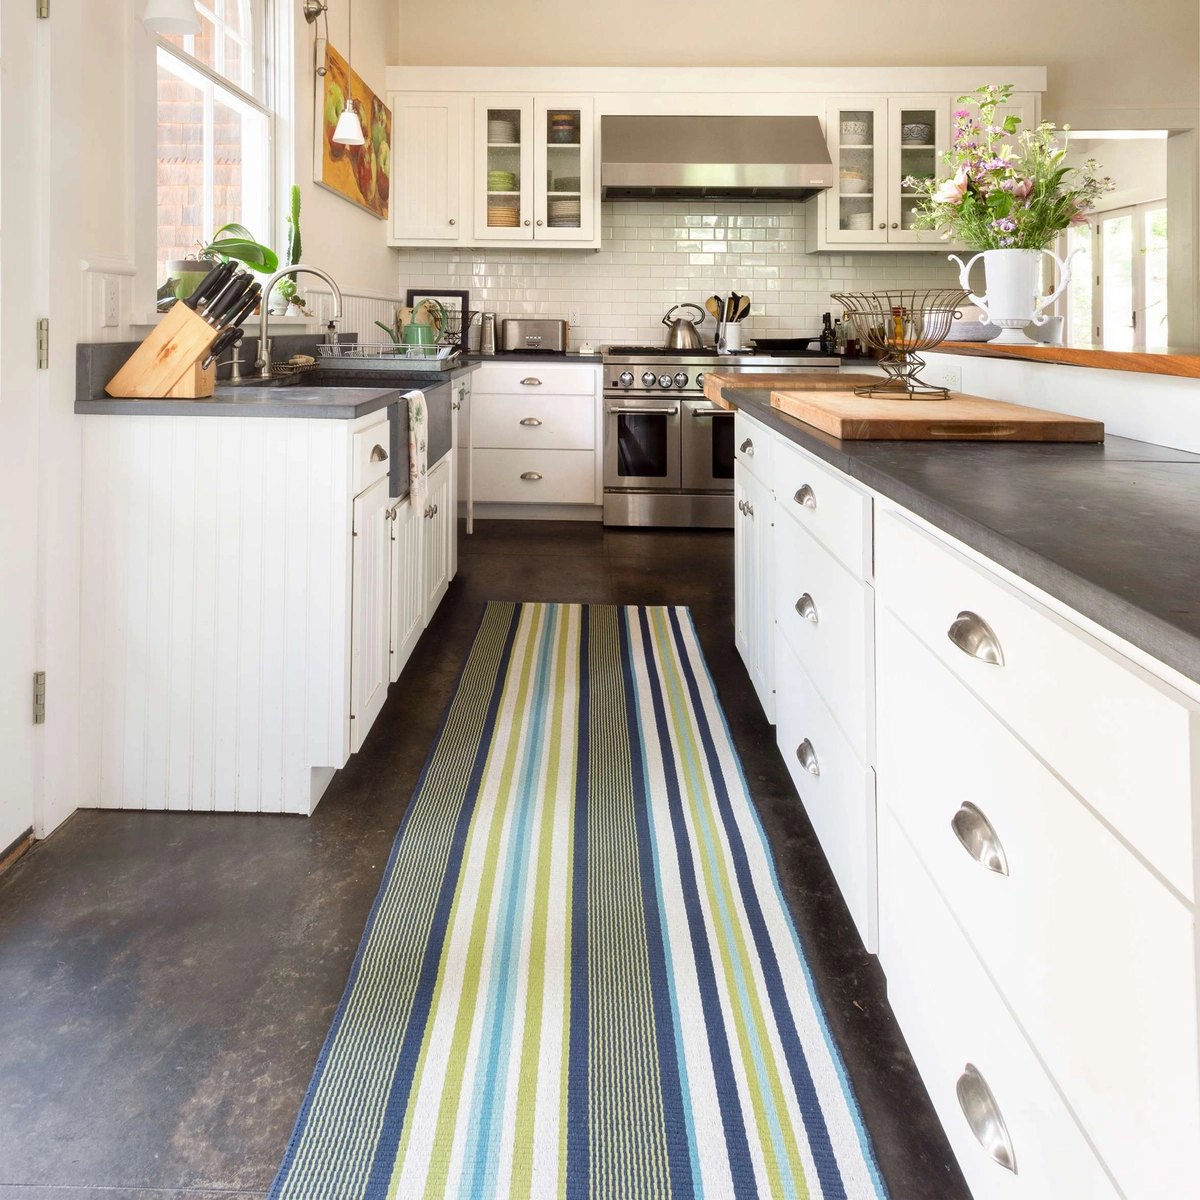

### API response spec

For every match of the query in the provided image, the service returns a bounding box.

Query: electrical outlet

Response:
[102,278,119,328]
[932,364,962,392]
[568,305,581,328]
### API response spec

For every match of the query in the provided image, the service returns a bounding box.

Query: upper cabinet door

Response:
[533,97,595,243]
[390,93,462,243]
[825,98,889,245]
[474,96,535,241]
[886,95,950,245]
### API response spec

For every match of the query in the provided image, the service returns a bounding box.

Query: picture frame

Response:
[405,289,471,346]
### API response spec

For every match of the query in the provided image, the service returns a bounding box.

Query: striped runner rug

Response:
[270,603,887,1200]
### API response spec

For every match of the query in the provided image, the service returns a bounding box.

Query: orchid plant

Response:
[904,84,1114,250]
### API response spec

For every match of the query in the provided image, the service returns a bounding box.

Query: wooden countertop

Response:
[933,342,1200,380]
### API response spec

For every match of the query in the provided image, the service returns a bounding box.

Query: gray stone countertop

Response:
[75,384,404,419]
[465,351,604,363]
[724,386,1200,685]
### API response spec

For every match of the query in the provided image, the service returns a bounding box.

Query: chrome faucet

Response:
[255,264,344,379]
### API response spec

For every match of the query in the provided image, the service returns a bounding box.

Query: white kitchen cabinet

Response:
[472,95,596,244]
[388,92,464,244]
[388,494,424,682]
[808,92,1038,252]
[350,475,392,752]
[422,456,453,623]
[734,459,774,721]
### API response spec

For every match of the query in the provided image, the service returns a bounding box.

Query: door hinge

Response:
[33,672,45,724]
[36,318,49,369]
[37,0,49,17]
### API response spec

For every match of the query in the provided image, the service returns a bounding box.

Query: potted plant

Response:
[270,185,304,315]
[905,84,1113,343]
[167,223,280,304]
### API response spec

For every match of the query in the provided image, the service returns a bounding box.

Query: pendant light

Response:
[142,0,202,35]
[331,0,365,146]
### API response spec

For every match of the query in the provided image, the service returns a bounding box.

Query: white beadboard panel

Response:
[398,198,959,347]
[305,286,406,343]
[79,415,354,815]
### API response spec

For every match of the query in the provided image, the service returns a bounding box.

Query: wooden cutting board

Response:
[769,389,1104,441]
[703,371,884,408]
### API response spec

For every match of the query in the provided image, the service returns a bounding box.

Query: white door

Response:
[887,95,949,244]
[0,0,43,851]
[533,96,595,243]
[747,471,775,720]
[423,457,452,623]
[390,92,462,242]
[351,477,392,751]
[734,468,758,686]
[825,97,889,245]
[474,95,534,241]
[389,495,424,682]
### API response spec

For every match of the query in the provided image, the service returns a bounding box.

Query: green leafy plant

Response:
[904,84,1114,250]
[199,222,279,273]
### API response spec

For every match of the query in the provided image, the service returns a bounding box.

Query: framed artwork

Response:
[315,43,391,219]
[406,289,471,345]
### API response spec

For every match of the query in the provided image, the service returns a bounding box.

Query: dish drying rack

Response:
[315,342,462,372]
[831,288,970,399]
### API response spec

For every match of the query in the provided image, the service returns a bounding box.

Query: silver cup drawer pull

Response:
[520,417,543,426]
[370,444,388,462]
[794,484,816,509]
[948,610,1005,666]
[951,802,1009,876]
[794,593,818,624]
[956,1064,1017,1174]
[520,377,543,386]
[739,438,754,455]
[520,471,543,481]
[796,738,819,776]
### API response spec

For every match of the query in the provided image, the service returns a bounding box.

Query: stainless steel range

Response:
[602,345,840,527]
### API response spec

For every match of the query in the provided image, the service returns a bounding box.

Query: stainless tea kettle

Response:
[662,303,707,351]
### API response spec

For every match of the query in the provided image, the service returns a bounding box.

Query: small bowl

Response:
[901,122,934,145]
[839,171,870,194]
[841,119,871,145]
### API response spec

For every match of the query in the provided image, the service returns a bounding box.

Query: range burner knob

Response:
[674,371,689,388]
[657,373,673,389]
[641,371,657,388]
[617,370,634,388]
[696,371,705,388]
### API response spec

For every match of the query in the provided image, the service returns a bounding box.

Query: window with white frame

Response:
[1063,202,1168,350]
[157,1,274,286]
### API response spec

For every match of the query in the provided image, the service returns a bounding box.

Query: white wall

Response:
[397,200,961,346]
[392,0,1199,133]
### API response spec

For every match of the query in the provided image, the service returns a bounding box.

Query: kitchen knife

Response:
[223,285,262,331]
[202,326,244,370]
[184,261,233,311]
[197,268,246,321]
[203,272,254,327]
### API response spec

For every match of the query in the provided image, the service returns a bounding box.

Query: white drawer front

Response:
[472,393,594,450]
[774,510,874,762]
[734,411,771,485]
[469,363,597,395]
[473,448,596,504]
[878,608,1200,1197]
[772,437,872,581]
[775,633,876,950]
[877,509,1200,900]
[352,418,390,496]
[879,806,1122,1200]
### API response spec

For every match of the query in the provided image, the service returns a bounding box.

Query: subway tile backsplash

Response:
[397,199,960,347]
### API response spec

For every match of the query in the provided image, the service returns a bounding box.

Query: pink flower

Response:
[934,171,969,204]
[1011,178,1034,200]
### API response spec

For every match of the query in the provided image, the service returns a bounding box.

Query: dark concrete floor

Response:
[0,521,969,1200]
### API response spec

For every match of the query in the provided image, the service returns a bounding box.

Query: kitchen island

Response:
[73,366,472,816]
[724,382,1200,1200]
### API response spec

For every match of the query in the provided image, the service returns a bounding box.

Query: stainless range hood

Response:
[601,115,833,201]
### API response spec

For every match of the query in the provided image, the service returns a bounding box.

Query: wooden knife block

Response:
[105,303,219,399]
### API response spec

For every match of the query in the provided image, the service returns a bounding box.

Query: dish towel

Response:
[406,389,427,511]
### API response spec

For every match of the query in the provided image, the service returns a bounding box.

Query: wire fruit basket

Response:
[831,288,970,399]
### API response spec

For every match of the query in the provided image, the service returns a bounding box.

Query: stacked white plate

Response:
[488,119,518,144]
[548,197,581,227]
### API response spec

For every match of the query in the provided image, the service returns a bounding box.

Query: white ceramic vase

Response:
[948,247,1079,345]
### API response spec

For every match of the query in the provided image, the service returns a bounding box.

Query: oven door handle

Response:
[689,406,729,418]
[606,405,680,416]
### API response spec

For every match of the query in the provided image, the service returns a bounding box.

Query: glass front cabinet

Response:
[473,95,596,245]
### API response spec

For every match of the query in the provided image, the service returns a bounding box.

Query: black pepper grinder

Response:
[819,311,838,355]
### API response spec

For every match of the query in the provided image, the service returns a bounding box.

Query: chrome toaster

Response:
[500,318,569,353]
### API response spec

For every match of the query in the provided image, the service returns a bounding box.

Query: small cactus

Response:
[285,185,302,280]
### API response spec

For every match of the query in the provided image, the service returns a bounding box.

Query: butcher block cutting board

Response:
[769,389,1104,442]
[703,371,884,409]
